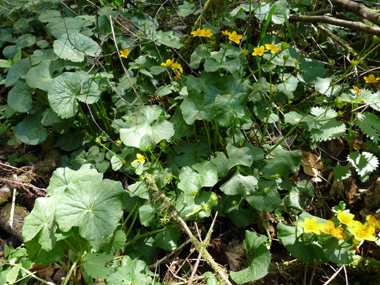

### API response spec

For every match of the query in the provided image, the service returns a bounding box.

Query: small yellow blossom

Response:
[349,222,377,242]
[252,46,267,56]
[353,85,363,93]
[320,220,346,240]
[242,49,249,57]
[174,72,181,80]
[200,28,213,38]
[298,218,321,235]
[191,28,203,37]
[228,31,243,44]
[81,129,89,136]
[294,60,300,66]
[161,59,174,67]
[133,153,146,164]
[222,30,230,36]
[265,44,281,54]
[337,210,356,227]
[120,49,131,58]
[367,215,380,230]
[172,62,183,74]
[364,74,380,84]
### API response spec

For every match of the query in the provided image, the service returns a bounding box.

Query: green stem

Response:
[211,120,226,155]
[125,207,139,240]
[193,124,198,141]
[203,120,212,157]
[122,202,139,230]
[62,255,80,285]
[260,72,274,147]
[78,104,95,134]
[125,227,167,247]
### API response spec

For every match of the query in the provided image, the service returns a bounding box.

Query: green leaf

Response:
[106,256,152,285]
[333,165,351,181]
[41,108,74,134]
[139,202,158,227]
[15,113,48,145]
[47,164,103,197]
[230,231,270,284]
[277,213,328,263]
[103,230,126,254]
[204,272,221,285]
[310,119,346,142]
[218,194,257,227]
[348,151,379,180]
[357,112,380,143]
[8,80,33,113]
[120,105,174,150]
[177,1,200,17]
[322,237,354,264]
[53,32,100,62]
[283,180,314,211]
[220,172,258,196]
[177,161,218,195]
[22,197,57,250]
[245,178,282,212]
[16,34,36,49]
[212,92,248,127]
[298,57,327,84]
[261,147,301,176]
[25,234,65,266]
[5,58,31,87]
[6,263,20,284]
[25,60,53,91]
[83,252,113,279]
[39,10,62,23]
[55,179,124,249]
[57,130,83,151]
[276,75,298,99]
[128,181,150,199]
[154,30,182,49]
[155,227,181,251]
[204,57,241,74]
[48,72,100,119]
[315,77,340,97]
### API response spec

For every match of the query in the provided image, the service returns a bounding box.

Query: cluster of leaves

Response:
[1,0,380,283]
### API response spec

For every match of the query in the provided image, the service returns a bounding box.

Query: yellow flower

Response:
[242,49,249,57]
[364,74,380,84]
[172,62,183,74]
[222,30,230,36]
[353,85,363,93]
[367,215,380,230]
[252,46,267,56]
[81,129,89,136]
[200,28,213,38]
[298,218,321,235]
[191,28,203,37]
[120,49,131,58]
[294,60,300,66]
[228,31,243,44]
[348,222,377,242]
[161,59,174,67]
[133,153,146,164]
[174,72,181,80]
[337,210,356,226]
[320,220,346,240]
[265,44,281,54]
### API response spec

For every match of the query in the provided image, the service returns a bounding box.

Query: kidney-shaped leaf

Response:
[48,72,100,118]
[230,231,270,284]
[55,179,124,250]
[15,113,48,145]
[120,105,174,150]
[220,172,258,196]
[8,80,33,113]
[53,32,100,62]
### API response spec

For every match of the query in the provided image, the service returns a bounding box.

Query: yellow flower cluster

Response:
[191,28,213,38]
[298,211,380,243]
[252,44,282,56]
[222,30,243,45]
[161,58,184,80]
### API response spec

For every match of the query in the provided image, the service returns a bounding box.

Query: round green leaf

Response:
[8,80,33,113]
[48,72,100,119]
[53,32,100,62]
[5,58,31,87]
[15,113,48,145]
[25,60,53,91]
[54,179,124,250]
